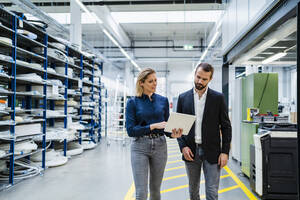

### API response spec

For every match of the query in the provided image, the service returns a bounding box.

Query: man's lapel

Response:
[202,88,212,124]
[188,89,195,115]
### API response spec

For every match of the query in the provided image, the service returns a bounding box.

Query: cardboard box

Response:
[290,112,297,123]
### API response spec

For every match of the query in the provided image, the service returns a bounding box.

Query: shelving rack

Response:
[0,7,104,188]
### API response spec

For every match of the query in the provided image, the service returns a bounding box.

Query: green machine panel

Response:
[241,73,278,177]
[241,122,258,177]
[242,73,278,119]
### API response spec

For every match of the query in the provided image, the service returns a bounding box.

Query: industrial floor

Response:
[0,138,260,200]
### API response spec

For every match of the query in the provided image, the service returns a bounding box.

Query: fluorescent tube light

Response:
[102,29,121,48]
[120,48,131,60]
[262,52,287,64]
[207,31,220,49]
[199,49,208,62]
[197,31,220,65]
[131,60,141,71]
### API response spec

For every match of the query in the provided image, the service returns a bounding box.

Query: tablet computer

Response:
[164,112,196,135]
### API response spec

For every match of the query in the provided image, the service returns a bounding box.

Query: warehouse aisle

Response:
[0,139,133,200]
[125,139,259,200]
[0,138,259,200]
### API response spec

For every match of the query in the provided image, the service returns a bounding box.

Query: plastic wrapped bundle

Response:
[0,36,12,45]
[0,140,38,155]
[0,150,5,158]
[17,29,37,40]
[82,141,97,150]
[31,149,68,168]
[55,142,84,156]
[0,160,7,172]
[49,42,65,51]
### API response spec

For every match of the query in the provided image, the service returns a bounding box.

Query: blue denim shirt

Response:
[126,93,171,137]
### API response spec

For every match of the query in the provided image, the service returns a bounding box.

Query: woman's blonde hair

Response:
[136,68,156,97]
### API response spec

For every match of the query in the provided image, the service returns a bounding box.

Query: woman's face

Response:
[140,73,157,94]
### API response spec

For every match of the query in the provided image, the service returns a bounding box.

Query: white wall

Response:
[263,66,295,104]
[290,68,297,111]
[222,0,276,52]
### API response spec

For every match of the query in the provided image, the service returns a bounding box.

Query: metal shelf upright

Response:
[90,60,95,143]
[79,54,83,145]
[42,32,48,170]
[63,46,69,156]
[8,11,17,186]
[97,63,103,142]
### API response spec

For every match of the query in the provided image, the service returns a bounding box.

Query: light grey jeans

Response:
[131,136,168,200]
[185,146,221,200]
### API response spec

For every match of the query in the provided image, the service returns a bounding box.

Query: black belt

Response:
[141,133,164,139]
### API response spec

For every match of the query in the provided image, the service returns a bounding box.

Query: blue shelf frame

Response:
[79,55,83,145]
[90,61,95,143]
[0,6,104,186]
[8,13,17,185]
[42,34,48,169]
[98,63,103,142]
[105,89,108,138]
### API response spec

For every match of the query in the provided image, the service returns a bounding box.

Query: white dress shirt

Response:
[194,87,208,144]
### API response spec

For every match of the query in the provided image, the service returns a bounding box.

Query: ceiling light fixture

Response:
[102,28,121,48]
[262,52,287,64]
[268,46,287,49]
[262,44,295,64]
[74,0,141,71]
[259,52,274,55]
[196,31,220,66]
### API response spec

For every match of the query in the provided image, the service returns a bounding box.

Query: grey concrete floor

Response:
[0,138,133,200]
[0,138,260,200]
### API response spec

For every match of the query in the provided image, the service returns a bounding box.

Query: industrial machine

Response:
[250,123,297,199]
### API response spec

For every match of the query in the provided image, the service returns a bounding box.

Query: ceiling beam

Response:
[2,0,222,7]
[89,5,131,47]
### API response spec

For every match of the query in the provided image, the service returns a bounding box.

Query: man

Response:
[176,63,232,200]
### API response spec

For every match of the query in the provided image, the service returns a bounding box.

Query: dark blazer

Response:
[176,88,232,164]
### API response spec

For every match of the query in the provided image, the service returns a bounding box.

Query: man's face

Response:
[194,67,212,91]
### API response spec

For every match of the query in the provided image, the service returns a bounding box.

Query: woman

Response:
[126,68,182,200]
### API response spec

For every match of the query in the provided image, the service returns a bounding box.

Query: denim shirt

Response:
[126,93,171,137]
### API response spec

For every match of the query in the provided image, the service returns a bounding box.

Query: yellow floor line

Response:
[168,146,180,151]
[161,174,232,194]
[165,166,185,171]
[166,159,183,164]
[224,166,258,200]
[167,144,179,147]
[195,185,240,200]
[161,184,188,193]
[160,175,231,194]
[168,153,182,158]
[168,150,180,154]
[124,183,135,200]
[163,174,187,181]
[124,165,250,200]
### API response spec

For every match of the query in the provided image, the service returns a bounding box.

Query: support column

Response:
[222,56,229,107]
[70,1,82,50]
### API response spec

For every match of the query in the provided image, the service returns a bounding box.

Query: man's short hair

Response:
[195,62,214,79]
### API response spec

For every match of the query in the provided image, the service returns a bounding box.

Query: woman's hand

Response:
[150,121,167,130]
[171,128,183,138]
